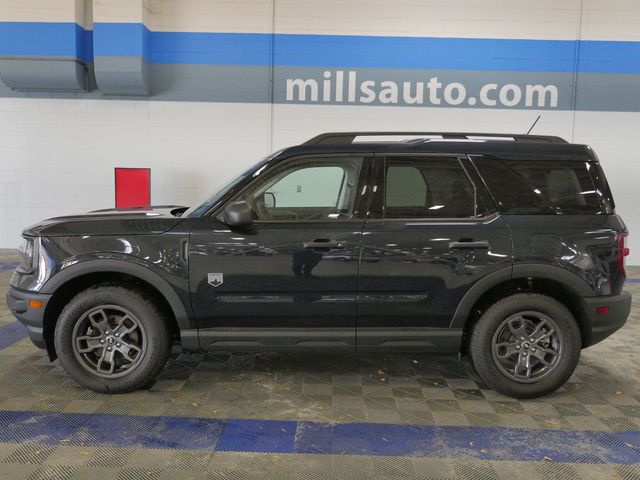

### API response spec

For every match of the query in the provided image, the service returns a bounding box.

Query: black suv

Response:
[7,132,632,398]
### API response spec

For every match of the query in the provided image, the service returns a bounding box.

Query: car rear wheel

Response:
[54,285,171,393]
[469,293,581,398]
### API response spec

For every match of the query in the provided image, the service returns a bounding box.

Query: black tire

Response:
[54,285,171,393]
[469,293,581,399]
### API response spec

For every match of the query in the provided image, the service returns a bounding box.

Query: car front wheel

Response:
[469,293,581,399]
[54,285,171,393]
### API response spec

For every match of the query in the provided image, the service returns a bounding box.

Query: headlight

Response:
[17,236,37,273]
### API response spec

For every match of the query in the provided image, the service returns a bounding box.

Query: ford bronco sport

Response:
[7,132,632,398]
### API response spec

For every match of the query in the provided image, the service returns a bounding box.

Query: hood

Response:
[23,205,189,237]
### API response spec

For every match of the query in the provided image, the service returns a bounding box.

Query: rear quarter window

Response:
[473,157,610,215]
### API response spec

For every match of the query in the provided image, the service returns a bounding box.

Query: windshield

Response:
[183,153,279,217]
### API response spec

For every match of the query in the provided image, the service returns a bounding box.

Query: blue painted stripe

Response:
[0,410,638,463]
[148,30,272,67]
[216,418,298,453]
[93,23,148,58]
[0,410,223,449]
[0,321,27,350]
[626,278,640,283]
[76,24,93,63]
[296,422,640,463]
[137,30,640,74]
[268,34,577,72]
[3,22,640,73]
[0,22,92,62]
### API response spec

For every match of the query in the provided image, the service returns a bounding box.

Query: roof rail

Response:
[303,132,568,145]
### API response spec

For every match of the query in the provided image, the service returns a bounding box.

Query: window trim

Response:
[370,153,495,223]
[463,155,499,217]
[364,211,501,226]
[213,153,373,224]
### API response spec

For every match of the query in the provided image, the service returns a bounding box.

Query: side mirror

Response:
[223,200,253,227]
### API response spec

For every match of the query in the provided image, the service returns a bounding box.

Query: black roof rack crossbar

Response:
[304,132,568,145]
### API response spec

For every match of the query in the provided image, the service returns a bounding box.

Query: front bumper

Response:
[582,291,632,347]
[5,286,52,349]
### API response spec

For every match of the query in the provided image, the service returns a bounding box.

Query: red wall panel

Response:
[115,168,151,208]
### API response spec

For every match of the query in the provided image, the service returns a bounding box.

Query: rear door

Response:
[356,154,512,351]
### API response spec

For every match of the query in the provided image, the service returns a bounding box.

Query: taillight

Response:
[617,231,629,277]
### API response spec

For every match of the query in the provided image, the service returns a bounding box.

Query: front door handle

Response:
[303,239,346,251]
[449,240,491,249]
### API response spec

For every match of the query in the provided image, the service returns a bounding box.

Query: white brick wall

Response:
[144,0,640,41]
[0,0,79,22]
[148,0,274,33]
[93,0,149,24]
[0,98,271,247]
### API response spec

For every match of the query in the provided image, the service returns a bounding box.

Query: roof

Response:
[304,132,568,145]
[279,132,594,161]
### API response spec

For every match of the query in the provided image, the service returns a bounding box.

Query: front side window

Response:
[383,157,476,219]
[236,157,363,221]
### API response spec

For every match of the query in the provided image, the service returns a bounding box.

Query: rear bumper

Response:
[5,286,51,349]
[582,291,632,347]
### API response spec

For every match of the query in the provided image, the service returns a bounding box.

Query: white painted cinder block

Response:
[0,0,92,28]
[0,0,78,23]
[148,0,273,33]
[93,0,149,23]
[0,98,272,248]
[143,0,640,41]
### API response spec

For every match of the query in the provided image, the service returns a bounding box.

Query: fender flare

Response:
[449,264,594,329]
[40,258,192,330]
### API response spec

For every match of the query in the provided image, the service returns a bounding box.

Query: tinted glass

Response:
[267,166,345,207]
[386,166,427,207]
[384,157,476,218]
[474,157,606,214]
[237,157,363,221]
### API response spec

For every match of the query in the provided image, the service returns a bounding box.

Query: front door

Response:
[189,154,370,350]
[356,154,512,351]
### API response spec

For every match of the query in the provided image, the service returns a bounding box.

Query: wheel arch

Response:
[40,259,193,360]
[452,264,594,350]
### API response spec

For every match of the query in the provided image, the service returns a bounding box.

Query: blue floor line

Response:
[0,321,28,350]
[0,410,638,462]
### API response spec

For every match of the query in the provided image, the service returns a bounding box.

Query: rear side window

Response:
[473,157,609,215]
[386,166,427,208]
[384,157,477,218]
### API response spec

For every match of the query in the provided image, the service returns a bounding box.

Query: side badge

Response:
[208,273,224,287]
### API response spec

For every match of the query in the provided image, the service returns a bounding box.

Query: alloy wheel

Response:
[491,310,563,383]
[72,305,147,378]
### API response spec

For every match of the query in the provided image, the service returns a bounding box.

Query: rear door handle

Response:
[449,240,491,249]
[303,239,346,251]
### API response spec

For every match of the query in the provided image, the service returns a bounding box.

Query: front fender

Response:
[40,257,192,331]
